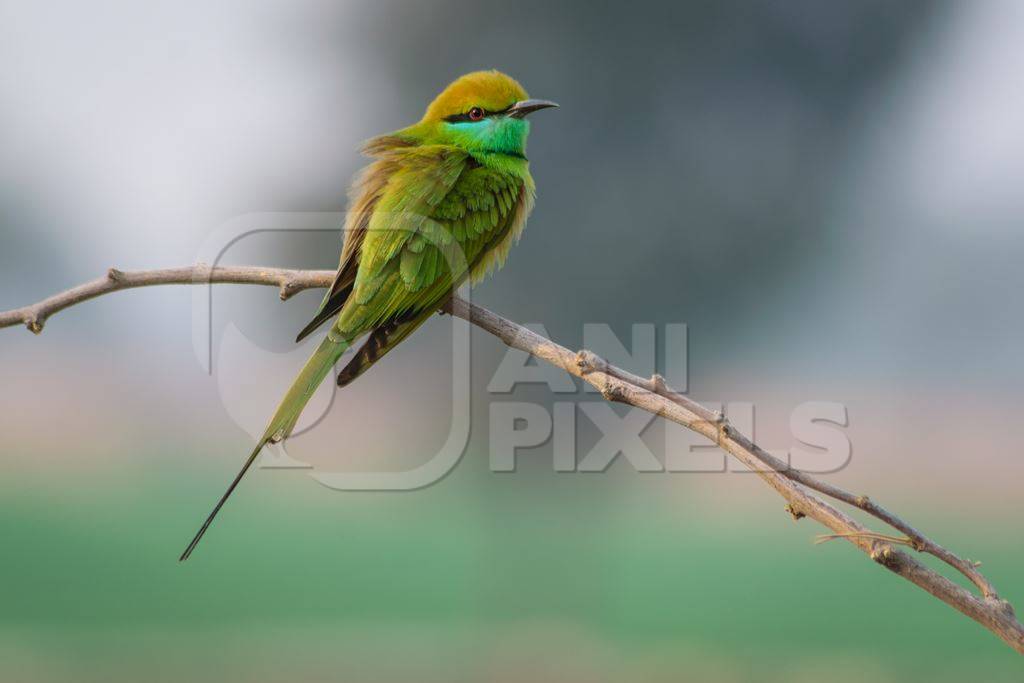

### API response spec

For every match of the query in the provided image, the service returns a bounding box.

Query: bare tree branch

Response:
[2,265,1021,653]
[0,266,335,333]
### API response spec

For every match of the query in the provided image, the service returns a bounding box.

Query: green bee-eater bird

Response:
[180,70,557,560]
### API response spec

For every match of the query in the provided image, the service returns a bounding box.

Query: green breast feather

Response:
[337,148,533,335]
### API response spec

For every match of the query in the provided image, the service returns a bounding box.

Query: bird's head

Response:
[414,70,557,160]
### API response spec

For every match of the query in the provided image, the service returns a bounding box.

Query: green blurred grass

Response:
[1,450,1021,682]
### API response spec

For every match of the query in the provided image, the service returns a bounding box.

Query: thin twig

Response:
[1,265,1021,654]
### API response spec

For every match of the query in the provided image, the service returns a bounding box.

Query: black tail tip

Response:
[179,526,208,562]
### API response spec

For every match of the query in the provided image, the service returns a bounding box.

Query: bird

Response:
[180,70,557,560]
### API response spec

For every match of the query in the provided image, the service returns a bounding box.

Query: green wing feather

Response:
[328,151,531,387]
[296,136,420,342]
[335,150,528,337]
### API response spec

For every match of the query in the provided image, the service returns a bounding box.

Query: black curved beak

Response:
[507,99,559,119]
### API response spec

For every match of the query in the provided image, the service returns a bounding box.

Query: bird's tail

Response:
[179,332,350,561]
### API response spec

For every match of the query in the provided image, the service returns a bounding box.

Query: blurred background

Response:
[2,0,1023,680]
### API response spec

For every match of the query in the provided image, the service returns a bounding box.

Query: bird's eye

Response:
[468,107,484,121]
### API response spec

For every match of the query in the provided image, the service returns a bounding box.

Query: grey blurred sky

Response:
[2,0,1023,408]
